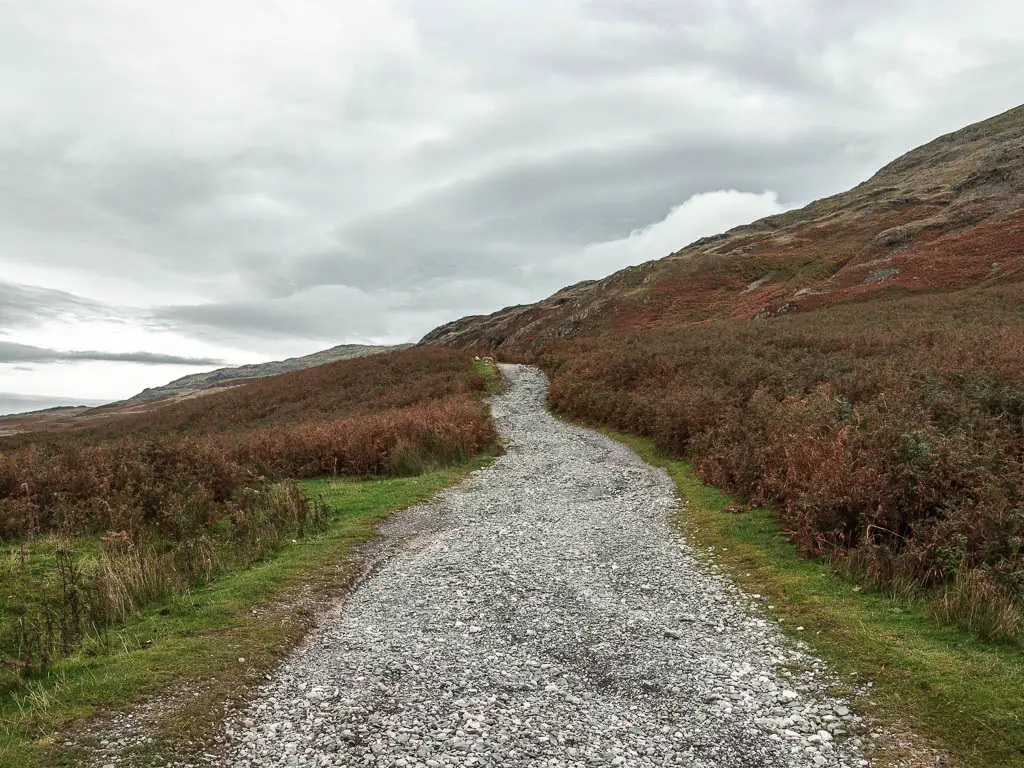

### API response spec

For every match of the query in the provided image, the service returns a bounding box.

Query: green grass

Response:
[0,457,491,767]
[602,429,1024,768]
[472,357,503,395]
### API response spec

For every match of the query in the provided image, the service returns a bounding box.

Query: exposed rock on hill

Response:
[421,104,1024,351]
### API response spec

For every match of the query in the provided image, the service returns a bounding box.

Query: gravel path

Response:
[227,365,871,768]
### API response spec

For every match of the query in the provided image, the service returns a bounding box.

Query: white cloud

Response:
[556,190,794,282]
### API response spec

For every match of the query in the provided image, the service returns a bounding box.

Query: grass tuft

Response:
[471,357,504,395]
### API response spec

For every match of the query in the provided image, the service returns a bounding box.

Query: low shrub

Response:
[0,348,495,540]
[541,285,1024,644]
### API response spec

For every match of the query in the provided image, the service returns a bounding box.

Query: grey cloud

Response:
[296,128,872,294]
[147,287,494,349]
[0,341,222,366]
[409,0,871,97]
[0,282,117,329]
[89,155,225,230]
[153,303,336,341]
[149,294,389,344]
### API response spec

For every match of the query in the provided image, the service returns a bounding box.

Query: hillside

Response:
[422,104,1024,651]
[422,104,1024,350]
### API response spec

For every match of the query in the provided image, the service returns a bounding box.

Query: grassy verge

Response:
[472,357,503,395]
[0,457,491,767]
[601,429,1024,768]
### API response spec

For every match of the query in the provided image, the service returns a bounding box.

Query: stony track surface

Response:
[227,365,871,768]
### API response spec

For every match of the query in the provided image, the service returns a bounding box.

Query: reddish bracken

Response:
[0,347,496,539]
[540,285,1024,641]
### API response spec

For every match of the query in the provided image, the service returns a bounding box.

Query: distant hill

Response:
[0,343,411,435]
[421,104,1024,350]
[126,344,411,403]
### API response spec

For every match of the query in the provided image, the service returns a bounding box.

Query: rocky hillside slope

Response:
[127,343,411,403]
[422,104,1024,350]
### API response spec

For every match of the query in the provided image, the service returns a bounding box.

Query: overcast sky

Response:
[1,0,1022,412]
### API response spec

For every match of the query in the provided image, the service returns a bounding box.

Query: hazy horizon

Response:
[0,392,111,417]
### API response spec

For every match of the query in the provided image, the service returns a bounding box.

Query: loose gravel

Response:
[227,364,872,768]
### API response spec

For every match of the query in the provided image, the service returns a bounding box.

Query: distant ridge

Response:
[0,343,413,435]
[127,343,412,403]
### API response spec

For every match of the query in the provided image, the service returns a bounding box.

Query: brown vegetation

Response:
[0,346,495,539]
[0,346,495,668]
[541,285,1024,643]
